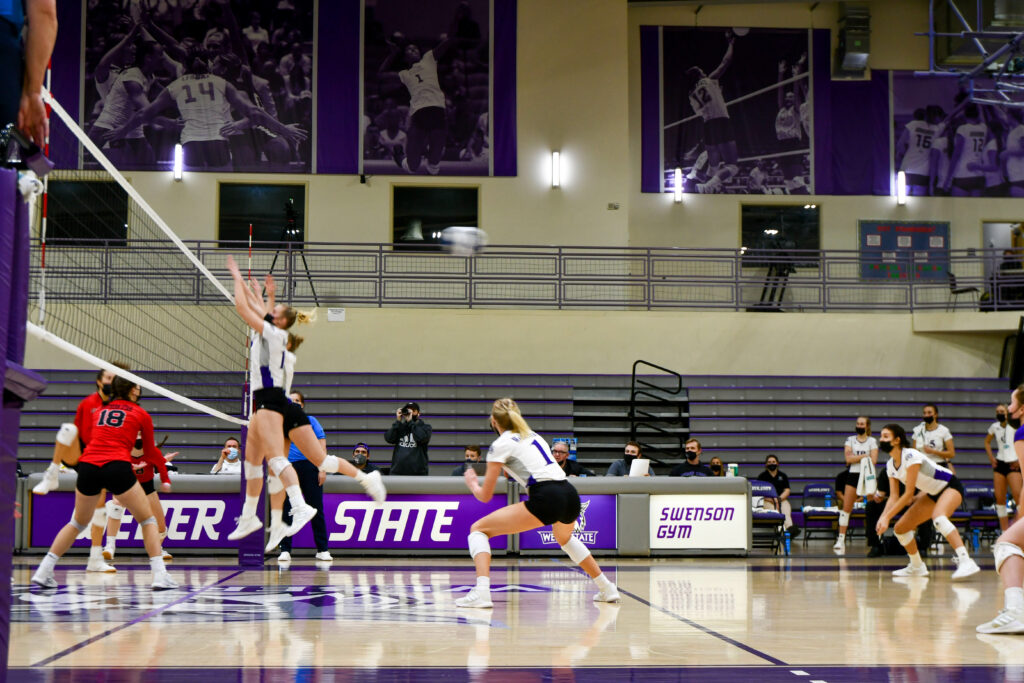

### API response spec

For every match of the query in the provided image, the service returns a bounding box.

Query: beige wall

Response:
[25,306,1007,378]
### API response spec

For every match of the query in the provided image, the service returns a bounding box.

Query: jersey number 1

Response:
[531,440,553,465]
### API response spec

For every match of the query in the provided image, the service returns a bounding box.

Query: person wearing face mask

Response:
[605,441,654,476]
[834,416,878,555]
[912,403,956,471]
[670,439,713,477]
[453,445,484,476]
[351,443,379,474]
[278,390,332,563]
[986,403,1021,531]
[708,456,726,477]
[551,441,595,477]
[875,423,980,580]
[211,437,243,475]
[757,455,798,538]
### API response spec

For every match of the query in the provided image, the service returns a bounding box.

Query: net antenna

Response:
[30,88,249,426]
[916,0,1024,106]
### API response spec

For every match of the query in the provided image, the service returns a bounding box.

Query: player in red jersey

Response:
[31,375,180,590]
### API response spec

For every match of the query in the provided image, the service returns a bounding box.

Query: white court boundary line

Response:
[664,72,810,130]
[40,88,236,306]
[27,322,248,426]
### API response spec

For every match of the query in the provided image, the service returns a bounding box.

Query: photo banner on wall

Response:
[359,0,516,177]
[892,72,1024,198]
[80,0,314,173]
[649,26,814,195]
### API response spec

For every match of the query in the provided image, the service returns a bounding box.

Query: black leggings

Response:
[281,459,328,553]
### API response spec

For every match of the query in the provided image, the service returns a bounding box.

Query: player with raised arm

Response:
[682,31,739,194]
[379,15,459,175]
[31,376,180,591]
[455,398,620,608]
[223,256,318,543]
[775,54,808,194]
[105,52,306,170]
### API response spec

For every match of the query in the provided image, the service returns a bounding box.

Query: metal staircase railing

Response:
[628,360,687,466]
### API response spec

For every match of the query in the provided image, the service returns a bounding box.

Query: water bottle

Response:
[825,492,832,509]
[972,528,981,553]
[784,531,792,555]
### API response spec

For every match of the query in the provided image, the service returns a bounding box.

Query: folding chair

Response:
[751,481,786,554]
[801,483,840,544]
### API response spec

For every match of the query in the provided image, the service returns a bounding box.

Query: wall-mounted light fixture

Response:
[551,151,561,188]
[896,170,907,205]
[673,168,683,203]
[173,143,183,181]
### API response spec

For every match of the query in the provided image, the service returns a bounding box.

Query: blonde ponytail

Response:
[492,397,531,437]
[295,308,317,325]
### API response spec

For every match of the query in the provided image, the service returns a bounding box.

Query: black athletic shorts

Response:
[253,387,289,417]
[282,400,311,436]
[928,475,965,502]
[952,176,985,192]
[704,117,735,147]
[994,460,1021,477]
[77,460,138,497]
[140,477,155,495]
[834,469,850,494]
[842,469,862,490]
[904,173,929,188]
[183,140,231,168]
[411,106,446,133]
[524,480,581,526]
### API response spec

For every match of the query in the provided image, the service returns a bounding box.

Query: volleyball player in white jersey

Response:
[106,52,306,170]
[223,256,318,542]
[92,22,143,105]
[88,41,164,167]
[911,403,955,472]
[977,386,1024,633]
[944,103,989,197]
[683,31,739,194]
[875,423,980,580]
[455,398,619,608]
[833,416,878,555]
[897,106,945,196]
[986,404,1020,532]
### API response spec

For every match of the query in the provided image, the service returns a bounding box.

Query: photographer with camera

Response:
[385,402,432,475]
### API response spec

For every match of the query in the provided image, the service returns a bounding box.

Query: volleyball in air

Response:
[441,226,488,256]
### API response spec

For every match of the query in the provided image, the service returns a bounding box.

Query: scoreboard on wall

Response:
[859,220,950,280]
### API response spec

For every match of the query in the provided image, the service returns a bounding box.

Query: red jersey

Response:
[131,454,169,485]
[74,392,106,446]
[80,399,169,485]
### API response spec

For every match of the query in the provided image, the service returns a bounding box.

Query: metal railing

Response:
[28,238,1024,312]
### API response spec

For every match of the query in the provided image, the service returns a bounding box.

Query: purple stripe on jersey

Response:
[260,366,274,389]
[1015,425,1024,442]
[933,469,953,483]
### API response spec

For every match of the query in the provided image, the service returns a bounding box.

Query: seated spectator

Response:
[606,441,654,476]
[452,445,482,476]
[210,437,242,475]
[552,441,594,477]
[670,439,713,477]
[350,442,379,474]
[757,454,800,538]
[708,456,726,477]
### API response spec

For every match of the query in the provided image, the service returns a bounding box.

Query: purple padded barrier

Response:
[492,0,518,176]
[315,0,361,174]
[49,0,82,169]
[639,26,661,193]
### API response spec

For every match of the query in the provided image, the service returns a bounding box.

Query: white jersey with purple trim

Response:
[886,448,953,496]
[844,435,878,473]
[399,50,445,114]
[688,78,728,122]
[249,321,289,392]
[1007,125,1024,183]
[900,120,942,176]
[93,67,148,138]
[283,350,297,396]
[952,122,988,179]
[989,421,1016,463]
[166,73,233,144]
[487,430,566,489]
[912,422,953,455]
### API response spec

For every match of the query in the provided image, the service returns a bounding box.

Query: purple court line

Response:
[30,569,246,668]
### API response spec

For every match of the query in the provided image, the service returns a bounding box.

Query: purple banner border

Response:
[492,0,518,176]
[315,0,361,174]
[639,26,661,193]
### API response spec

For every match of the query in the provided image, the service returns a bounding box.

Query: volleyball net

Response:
[28,89,248,426]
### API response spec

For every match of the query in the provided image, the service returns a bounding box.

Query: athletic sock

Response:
[89,545,102,561]
[149,555,166,574]
[593,572,614,591]
[241,495,259,519]
[837,533,846,543]
[45,462,58,474]
[475,576,491,592]
[286,485,305,509]
[38,552,58,574]
[955,545,970,562]
[1006,587,1024,612]
[271,509,283,528]
[908,551,925,568]
[354,470,366,482]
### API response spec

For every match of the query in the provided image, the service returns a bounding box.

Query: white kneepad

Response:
[56,423,78,447]
[467,531,491,558]
[91,507,107,528]
[105,500,125,520]
[933,515,955,537]
[319,454,340,474]
[894,529,915,546]
[560,536,591,564]
[838,511,850,527]
[268,456,290,477]
[994,542,1024,573]
[267,475,284,495]
[244,462,264,480]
